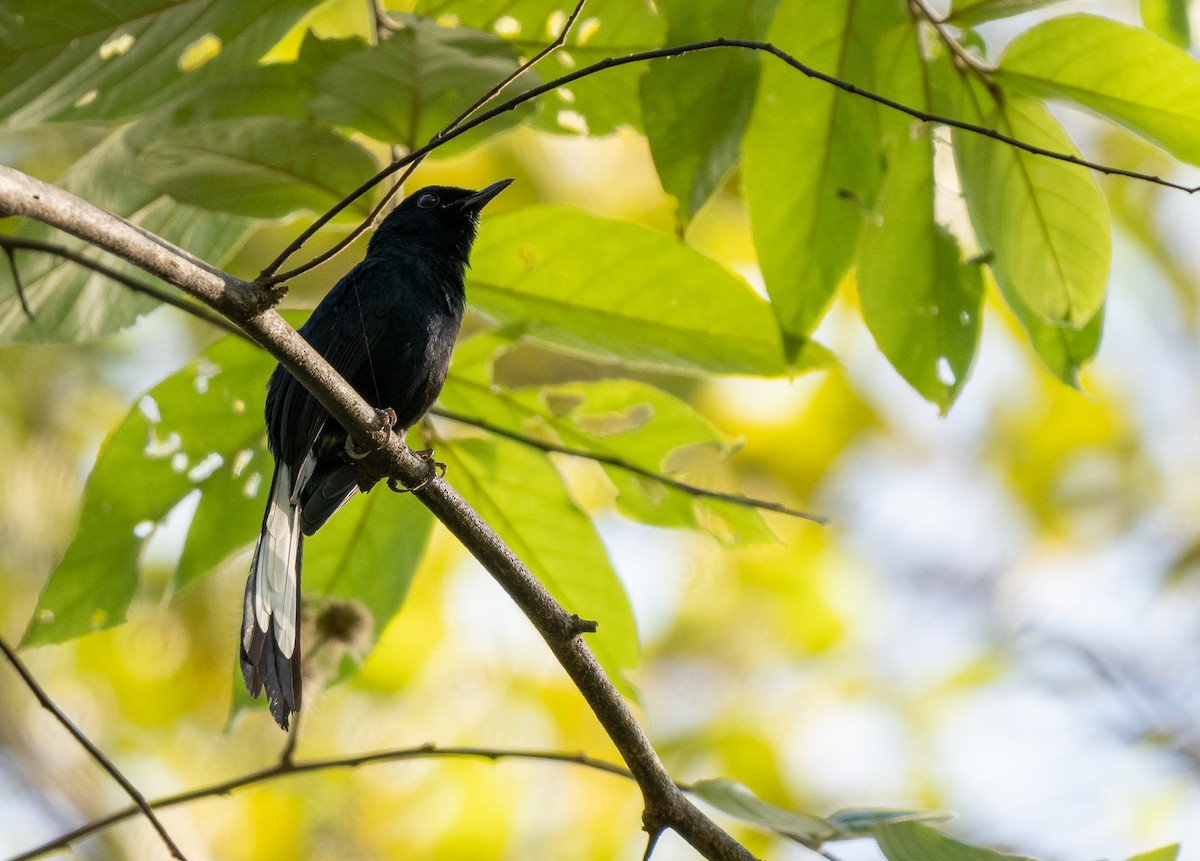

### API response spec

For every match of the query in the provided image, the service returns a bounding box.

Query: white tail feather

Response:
[254,461,306,658]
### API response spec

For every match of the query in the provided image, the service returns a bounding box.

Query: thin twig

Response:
[0,637,190,861]
[6,745,638,861]
[0,236,248,339]
[2,246,33,320]
[260,35,1198,285]
[260,0,587,283]
[432,408,827,524]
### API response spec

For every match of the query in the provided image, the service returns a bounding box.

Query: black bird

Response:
[241,180,512,729]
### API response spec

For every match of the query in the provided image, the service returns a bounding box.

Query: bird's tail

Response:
[240,462,304,729]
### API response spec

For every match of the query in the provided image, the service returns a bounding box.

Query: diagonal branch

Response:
[7,744,643,861]
[262,36,1198,284]
[0,637,190,861]
[0,163,757,861]
[432,407,827,524]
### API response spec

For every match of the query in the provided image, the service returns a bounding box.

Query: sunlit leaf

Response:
[441,343,771,542]
[308,16,535,153]
[827,808,954,837]
[139,116,378,219]
[743,0,902,352]
[437,436,640,695]
[946,0,1067,26]
[1125,845,1181,861]
[857,29,983,412]
[955,91,1110,326]
[998,15,1200,165]
[640,0,779,221]
[467,206,810,375]
[414,0,665,135]
[23,335,271,646]
[692,778,835,844]
[1141,0,1191,47]
[875,823,1040,861]
[0,0,311,125]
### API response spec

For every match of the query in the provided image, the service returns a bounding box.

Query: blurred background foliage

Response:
[3,0,1200,860]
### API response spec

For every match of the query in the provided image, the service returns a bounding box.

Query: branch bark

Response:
[0,163,756,861]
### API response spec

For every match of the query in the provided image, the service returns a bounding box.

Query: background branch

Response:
[0,164,756,861]
[0,637,189,861]
[262,35,1198,285]
[8,745,644,861]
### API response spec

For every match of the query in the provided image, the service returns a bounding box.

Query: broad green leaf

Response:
[1126,845,1181,861]
[875,823,1039,861]
[1000,273,1104,386]
[692,779,835,845]
[827,809,953,837]
[414,0,665,135]
[23,335,271,646]
[640,0,779,221]
[467,206,813,375]
[438,437,640,694]
[0,126,255,344]
[1142,0,1191,47]
[743,0,901,352]
[0,0,311,125]
[441,346,772,542]
[998,15,1200,165]
[308,17,535,153]
[946,0,1066,26]
[858,29,983,412]
[139,116,378,219]
[955,92,1110,326]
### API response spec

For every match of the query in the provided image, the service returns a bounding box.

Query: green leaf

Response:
[138,116,378,219]
[467,206,811,375]
[640,0,779,221]
[414,0,665,135]
[0,126,255,345]
[998,15,1200,165]
[0,0,311,125]
[1125,845,1181,861]
[23,335,272,646]
[827,808,954,837]
[1142,0,1191,47]
[692,779,835,845]
[875,823,1040,861]
[1001,274,1104,386]
[441,347,772,542]
[857,28,983,412]
[743,0,901,349]
[437,437,639,695]
[946,0,1067,26]
[954,92,1110,326]
[308,16,535,153]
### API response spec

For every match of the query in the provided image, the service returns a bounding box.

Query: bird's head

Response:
[368,180,513,264]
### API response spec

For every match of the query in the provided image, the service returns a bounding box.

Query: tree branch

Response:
[262,35,1198,283]
[7,744,643,861]
[0,637,189,861]
[0,163,756,861]
[432,407,827,524]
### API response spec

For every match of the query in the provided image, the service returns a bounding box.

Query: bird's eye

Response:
[417,192,439,209]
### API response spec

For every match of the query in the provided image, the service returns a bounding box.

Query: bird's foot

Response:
[387,448,446,494]
[345,408,398,461]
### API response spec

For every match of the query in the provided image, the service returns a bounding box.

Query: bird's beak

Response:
[458,178,514,212]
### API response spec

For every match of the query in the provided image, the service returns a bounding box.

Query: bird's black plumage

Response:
[241,180,511,729]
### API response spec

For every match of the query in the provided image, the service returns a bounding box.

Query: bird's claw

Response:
[344,408,398,461]
[387,449,446,494]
